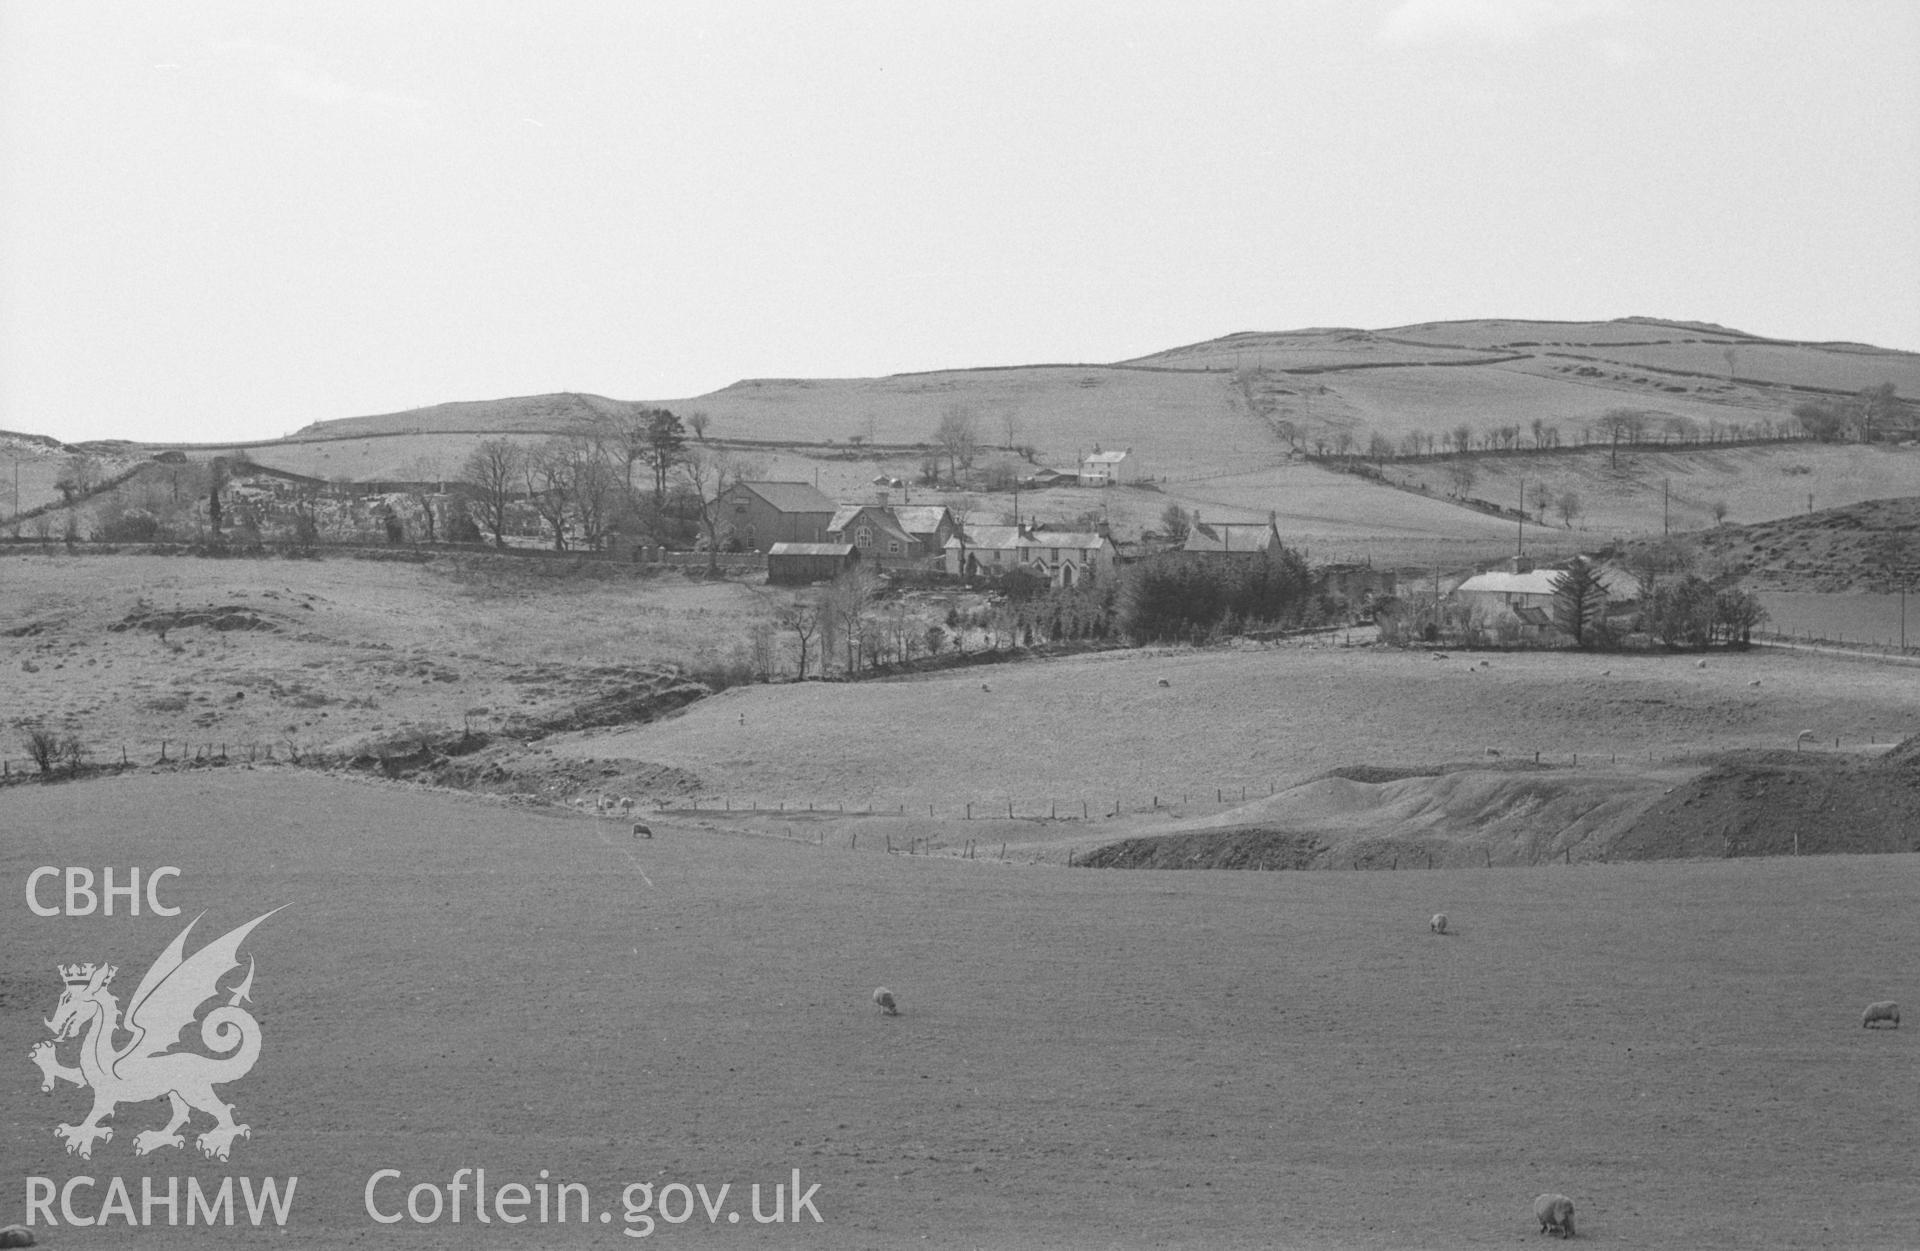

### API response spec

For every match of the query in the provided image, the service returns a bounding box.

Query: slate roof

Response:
[737,481,836,513]
[1184,521,1279,553]
[947,525,1106,551]
[891,506,953,536]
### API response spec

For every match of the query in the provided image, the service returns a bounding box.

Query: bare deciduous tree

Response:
[934,405,979,485]
[401,455,445,544]
[823,565,882,673]
[524,438,575,550]
[1556,490,1583,529]
[458,439,524,548]
[776,597,821,680]
[679,446,762,571]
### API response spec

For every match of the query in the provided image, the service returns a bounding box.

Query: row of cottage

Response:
[718,480,1283,587]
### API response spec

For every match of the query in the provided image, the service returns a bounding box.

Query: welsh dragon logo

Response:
[30,909,280,1161]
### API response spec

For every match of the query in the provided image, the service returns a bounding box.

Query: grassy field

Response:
[4,769,1915,1248]
[1381,443,1919,538]
[1756,591,1918,650]
[0,552,780,765]
[561,639,1920,816]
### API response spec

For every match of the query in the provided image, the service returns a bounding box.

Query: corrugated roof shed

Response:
[767,542,856,556]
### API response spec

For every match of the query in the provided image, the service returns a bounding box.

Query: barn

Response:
[767,542,859,585]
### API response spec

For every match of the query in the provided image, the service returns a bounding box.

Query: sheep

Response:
[1157,678,1171,687]
[632,821,653,840]
[1862,1000,1900,1029]
[1533,1193,1575,1239]
[1695,658,1708,669]
[872,987,899,1016]
[1748,679,1761,687]
[0,1223,35,1248]
[1430,912,1448,934]
[1485,747,1502,757]
[981,683,991,693]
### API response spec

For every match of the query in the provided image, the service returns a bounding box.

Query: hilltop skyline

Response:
[3,1,1916,444]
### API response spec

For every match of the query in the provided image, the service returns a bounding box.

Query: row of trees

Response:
[1792,384,1912,443]
[455,408,755,561]
[1308,397,1899,468]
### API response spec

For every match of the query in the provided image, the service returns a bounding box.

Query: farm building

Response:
[1451,560,1633,632]
[944,523,1114,587]
[767,542,859,585]
[1183,516,1283,558]
[823,502,959,569]
[1019,467,1077,489]
[1078,447,1136,486]
[827,505,924,567]
[715,481,837,553]
[892,504,959,554]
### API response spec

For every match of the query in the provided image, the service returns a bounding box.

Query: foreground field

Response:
[3,770,1914,1248]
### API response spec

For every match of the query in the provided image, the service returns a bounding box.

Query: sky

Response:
[2,0,1916,444]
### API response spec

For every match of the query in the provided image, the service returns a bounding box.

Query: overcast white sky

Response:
[3,1,1916,444]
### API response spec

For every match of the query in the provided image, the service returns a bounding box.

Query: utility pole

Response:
[1516,475,1524,558]
[1663,478,1670,536]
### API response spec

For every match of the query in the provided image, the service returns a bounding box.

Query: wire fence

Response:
[1753,629,1920,661]
[1,732,1897,793]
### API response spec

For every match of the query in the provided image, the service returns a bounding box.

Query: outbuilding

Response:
[767,542,859,585]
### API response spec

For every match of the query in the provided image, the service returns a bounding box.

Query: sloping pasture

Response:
[3,769,1913,1248]
[562,643,1920,816]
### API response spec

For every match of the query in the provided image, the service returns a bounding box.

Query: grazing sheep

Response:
[1157,678,1171,687]
[1533,1193,1575,1239]
[1430,913,1448,934]
[1748,679,1761,687]
[981,683,991,693]
[1599,669,1610,677]
[872,987,899,1016]
[632,821,653,840]
[1862,1000,1900,1029]
[1485,747,1502,757]
[1695,658,1708,669]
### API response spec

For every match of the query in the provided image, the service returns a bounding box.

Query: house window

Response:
[856,527,871,547]
[887,541,900,554]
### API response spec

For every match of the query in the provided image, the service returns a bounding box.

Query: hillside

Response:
[10,317,1914,572]
[290,318,1919,467]
[1676,496,1920,592]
